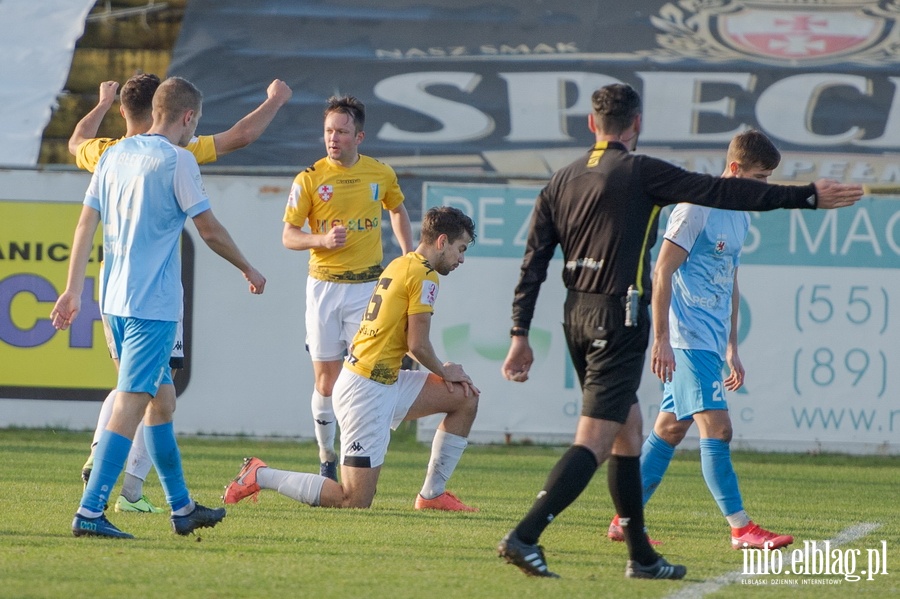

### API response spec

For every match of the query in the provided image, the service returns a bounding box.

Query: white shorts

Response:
[305,277,376,362]
[333,367,428,469]
[103,314,184,367]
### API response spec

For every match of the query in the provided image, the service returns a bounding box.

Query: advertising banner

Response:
[0,200,110,400]
[170,0,900,181]
[0,169,896,453]
[418,182,900,454]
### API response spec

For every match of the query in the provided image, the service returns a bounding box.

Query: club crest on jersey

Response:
[317,184,334,202]
[715,236,727,254]
[370,183,380,200]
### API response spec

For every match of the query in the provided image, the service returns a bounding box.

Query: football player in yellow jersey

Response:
[69,73,291,514]
[224,206,479,512]
[282,95,413,482]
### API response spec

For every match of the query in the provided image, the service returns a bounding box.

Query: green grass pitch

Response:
[0,427,896,598]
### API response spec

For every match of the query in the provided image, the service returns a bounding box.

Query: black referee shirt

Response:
[511,141,817,329]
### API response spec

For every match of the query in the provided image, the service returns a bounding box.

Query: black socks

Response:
[514,445,598,544]
[608,454,658,565]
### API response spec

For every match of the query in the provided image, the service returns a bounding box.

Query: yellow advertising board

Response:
[0,200,192,401]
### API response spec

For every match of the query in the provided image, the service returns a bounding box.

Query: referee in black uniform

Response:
[497,83,863,579]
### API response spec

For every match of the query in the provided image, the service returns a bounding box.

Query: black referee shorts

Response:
[562,290,650,424]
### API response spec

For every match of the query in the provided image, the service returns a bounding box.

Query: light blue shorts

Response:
[660,348,728,420]
[105,315,176,397]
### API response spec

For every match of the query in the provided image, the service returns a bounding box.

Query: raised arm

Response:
[212,79,293,156]
[193,210,266,294]
[68,81,119,155]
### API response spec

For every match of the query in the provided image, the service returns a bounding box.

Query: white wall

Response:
[1,168,897,454]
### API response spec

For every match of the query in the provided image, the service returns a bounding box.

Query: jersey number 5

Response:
[364,277,392,321]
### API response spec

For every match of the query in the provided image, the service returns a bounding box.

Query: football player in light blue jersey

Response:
[608,130,794,551]
[71,74,292,515]
[52,77,267,539]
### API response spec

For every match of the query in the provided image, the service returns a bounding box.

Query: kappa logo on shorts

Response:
[347,441,364,453]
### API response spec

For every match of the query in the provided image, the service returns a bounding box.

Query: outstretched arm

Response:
[192,210,266,294]
[68,81,119,155]
[813,179,864,209]
[212,79,293,156]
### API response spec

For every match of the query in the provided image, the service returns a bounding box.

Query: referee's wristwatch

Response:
[509,326,529,337]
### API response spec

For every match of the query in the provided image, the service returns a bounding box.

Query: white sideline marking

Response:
[661,522,882,599]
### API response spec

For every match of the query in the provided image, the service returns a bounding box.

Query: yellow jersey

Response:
[75,135,217,172]
[283,155,405,283]
[345,252,439,384]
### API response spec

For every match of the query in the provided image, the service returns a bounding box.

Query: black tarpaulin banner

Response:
[168,0,900,175]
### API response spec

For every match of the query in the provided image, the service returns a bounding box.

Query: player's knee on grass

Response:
[330,467,379,508]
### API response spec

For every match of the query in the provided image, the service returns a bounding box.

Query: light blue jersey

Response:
[85,134,210,322]
[663,203,749,358]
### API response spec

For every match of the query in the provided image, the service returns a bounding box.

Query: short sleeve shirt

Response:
[664,203,749,357]
[283,155,405,283]
[85,134,210,321]
[344,252,438,384]
[76,135,217,172]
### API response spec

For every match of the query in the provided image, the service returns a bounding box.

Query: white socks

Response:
[311,389,337,463]
[419,429,468,500]
[91,389,117,447]
[125,423,153,481]
[257,467,326,506]
[726,510,751,529]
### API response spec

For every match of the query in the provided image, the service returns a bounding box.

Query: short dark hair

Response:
[727,129,781,172]
[420,206,476,246]
[591,83,642,135]
[120,73,161,120]
[152,77,203,125]
[324,95,365,132]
